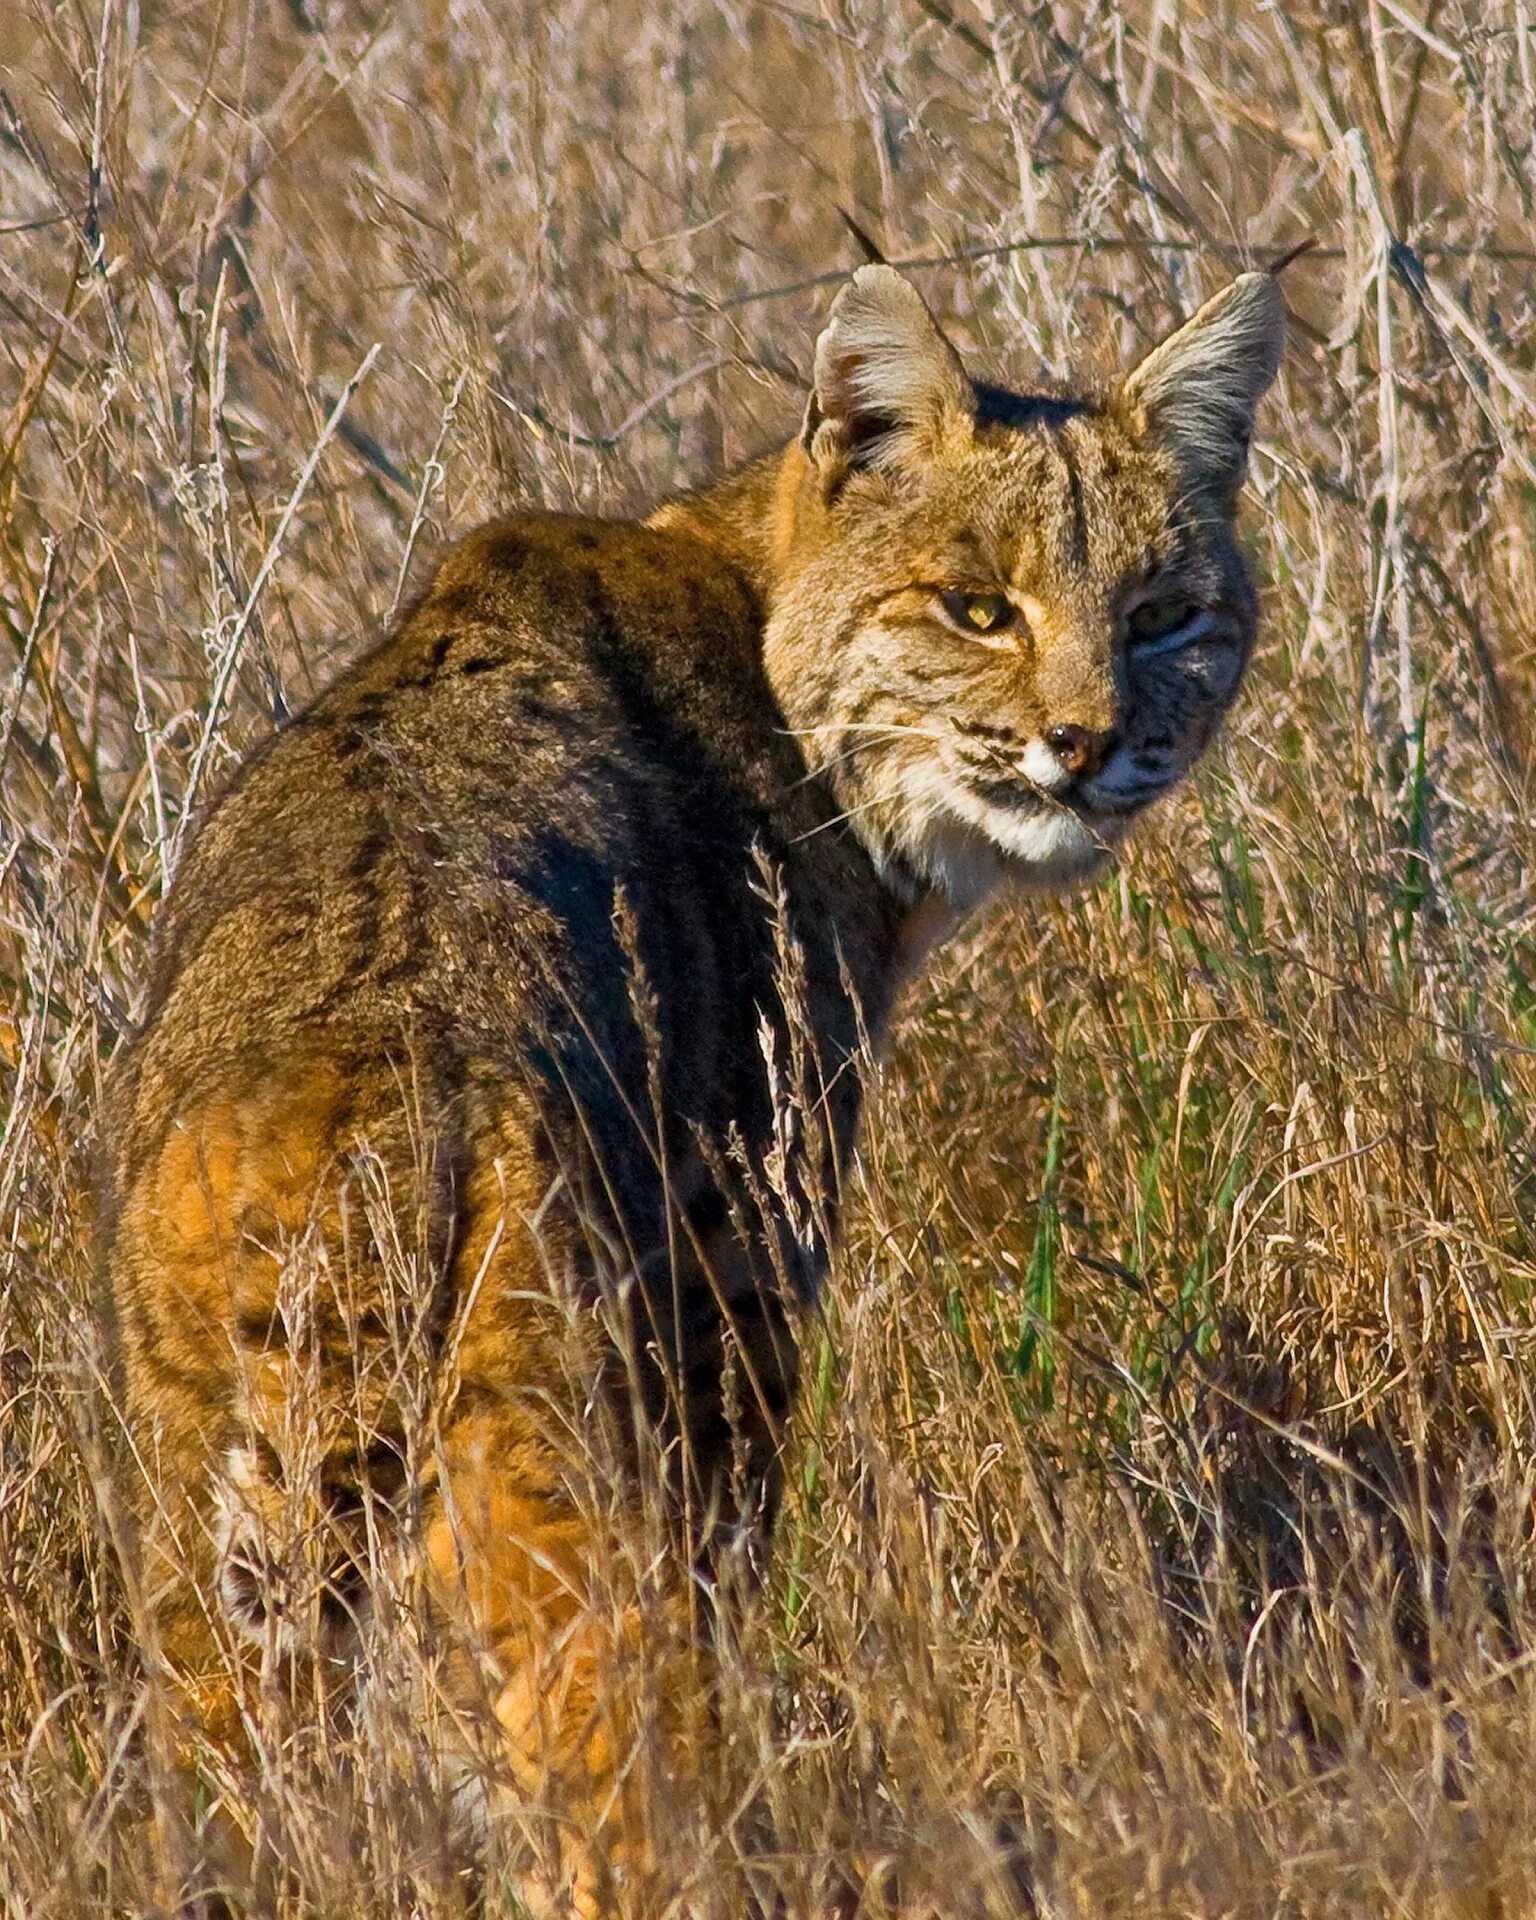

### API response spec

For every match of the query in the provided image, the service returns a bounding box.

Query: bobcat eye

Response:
[1127,598,1197,647]
[940,591,1015,636]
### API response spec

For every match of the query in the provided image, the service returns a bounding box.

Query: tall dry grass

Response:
[4,0,1536,1912]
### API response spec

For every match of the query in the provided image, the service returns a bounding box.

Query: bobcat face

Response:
[765,267,1284,910]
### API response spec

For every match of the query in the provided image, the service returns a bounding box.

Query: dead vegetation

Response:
[5,0,1536,1912]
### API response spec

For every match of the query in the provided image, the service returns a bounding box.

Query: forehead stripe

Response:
[1052,426,1090,570]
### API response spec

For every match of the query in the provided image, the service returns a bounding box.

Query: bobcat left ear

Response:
[1122,272,1286,500]
[803,266,974,484]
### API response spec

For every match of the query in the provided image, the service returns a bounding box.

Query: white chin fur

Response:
[883,762,1120,909]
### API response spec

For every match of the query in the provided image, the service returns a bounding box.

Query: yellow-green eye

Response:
[1128,598,1195,645]
[941,590,1015,635]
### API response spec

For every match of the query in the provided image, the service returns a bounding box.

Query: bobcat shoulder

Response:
[105,265,1283,1912]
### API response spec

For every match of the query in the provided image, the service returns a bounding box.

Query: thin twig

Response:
[699,236,1533,316]
[0,539,53,794]
[387,372,466,625]
[171,344,382,874]
[495,356,793,452]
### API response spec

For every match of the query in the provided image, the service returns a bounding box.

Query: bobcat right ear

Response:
[803,266,974,485]
[1122,272,1286,500]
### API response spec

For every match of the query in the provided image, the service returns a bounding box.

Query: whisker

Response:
[782,718,953,791]
[789,790,897,844]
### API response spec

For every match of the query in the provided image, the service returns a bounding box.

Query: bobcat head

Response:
[764,265,1285,911]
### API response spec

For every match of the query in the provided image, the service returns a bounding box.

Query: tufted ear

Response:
[1122,272,1286,500]
[803,266,974,480]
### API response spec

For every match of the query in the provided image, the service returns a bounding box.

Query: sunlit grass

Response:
[4,0,1536,1910]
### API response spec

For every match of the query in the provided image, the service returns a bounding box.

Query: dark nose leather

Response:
[1046,724,1116,778]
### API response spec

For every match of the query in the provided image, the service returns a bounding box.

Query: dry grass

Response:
[5,0,1536,1912]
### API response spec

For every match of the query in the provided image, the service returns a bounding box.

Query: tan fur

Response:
[104,267,1283,1911]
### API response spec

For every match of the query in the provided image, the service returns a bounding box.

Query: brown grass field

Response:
[5,0,1536,1912]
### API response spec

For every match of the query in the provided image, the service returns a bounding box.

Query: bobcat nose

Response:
[1046,724,1116,778]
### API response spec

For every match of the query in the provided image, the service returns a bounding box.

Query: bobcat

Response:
[105,264,1284,1912]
